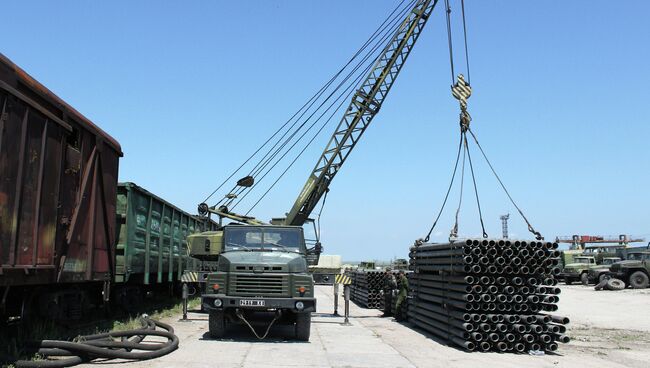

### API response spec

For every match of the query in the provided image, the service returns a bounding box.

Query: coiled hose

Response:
[15,315,178,368]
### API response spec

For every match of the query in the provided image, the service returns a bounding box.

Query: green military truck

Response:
[607,250,650,289]
[192,225,317,340]
[560,256,597,285]
[583,257,622,285]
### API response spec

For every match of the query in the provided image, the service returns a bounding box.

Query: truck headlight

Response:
[295,301,305,310]
[213,299,223,308]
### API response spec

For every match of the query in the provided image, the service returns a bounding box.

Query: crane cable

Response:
[200,0,415,210]
[233,2,416,214]
[316,189,329,243]
[467,128,543,240]
[422,134,463,242]
[420,0,543,244]
[449,134,467,239]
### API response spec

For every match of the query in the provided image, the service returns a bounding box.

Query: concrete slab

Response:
[86,284,650,368]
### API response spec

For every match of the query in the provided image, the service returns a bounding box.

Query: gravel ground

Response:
[90,284,650,368]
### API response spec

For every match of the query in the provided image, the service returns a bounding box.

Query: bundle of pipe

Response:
[345,269,385,309]
[407,239,570,353]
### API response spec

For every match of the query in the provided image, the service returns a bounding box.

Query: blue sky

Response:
[3,1,649,261]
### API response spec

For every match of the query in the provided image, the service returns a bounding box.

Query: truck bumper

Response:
[559,273,579,281]
[202,294,317,313]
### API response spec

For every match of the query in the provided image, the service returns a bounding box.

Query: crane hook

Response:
[451,74,472,132]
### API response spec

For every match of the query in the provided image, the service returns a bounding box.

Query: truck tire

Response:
[564,279,572,285]
[605,278,625,291]
[209,310,226,338]
[580,273,589,286]
[295,312,311,341]
[629,271,650,289]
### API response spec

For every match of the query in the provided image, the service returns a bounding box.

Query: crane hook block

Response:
[451,74,472,132]
[451,74,472,108]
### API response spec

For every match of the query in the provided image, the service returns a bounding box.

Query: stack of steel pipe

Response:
[407,239,570,353]
[345,270,385,309]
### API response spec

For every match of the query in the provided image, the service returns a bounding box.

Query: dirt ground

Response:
[553,285,650,368]
[86,284,650,368]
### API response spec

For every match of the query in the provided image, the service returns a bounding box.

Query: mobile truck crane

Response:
[187,0,439,340]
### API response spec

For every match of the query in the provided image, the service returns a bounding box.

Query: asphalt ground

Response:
[93,284,650,368]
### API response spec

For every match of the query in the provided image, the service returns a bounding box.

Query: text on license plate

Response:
[240,299,265,307]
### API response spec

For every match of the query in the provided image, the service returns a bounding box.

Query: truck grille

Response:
[231,274,288,296]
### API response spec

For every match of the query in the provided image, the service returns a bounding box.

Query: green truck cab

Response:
[584,257,622,285]
[607,251,650,289]
[195,225,316,340]
[561,256,597,284]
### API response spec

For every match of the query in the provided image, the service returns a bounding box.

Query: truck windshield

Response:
[224,227,304,253]
[574,258,591,264]
[628,253,644,260]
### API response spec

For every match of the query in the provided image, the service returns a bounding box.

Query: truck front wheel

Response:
[209,310,226,338]
[629,271,650,289]
[295,312,311,341]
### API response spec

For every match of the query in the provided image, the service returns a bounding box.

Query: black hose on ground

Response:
[14,316,178,368]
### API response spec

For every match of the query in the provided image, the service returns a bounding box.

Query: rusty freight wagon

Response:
[114,182,218,307]
[0,53,122,321]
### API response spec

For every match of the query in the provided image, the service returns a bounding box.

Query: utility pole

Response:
[500,214,510,239]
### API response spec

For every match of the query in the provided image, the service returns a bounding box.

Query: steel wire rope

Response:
[444,0,471,84]
[242,74,364,215]
[230,1,415,205]
[422,134,464,243]
[242,0,414,182]
[229,4,415,212]
[233,76,362,213]
[463,133,488,238]
[237,4,417,214]
[206,0,415,208]
[219,2,414,211]
[422,0,480,242]
[235,47,383,213]
[444,0,455,85]
[316,189,329,242]
[460,0,471,84]
[466,128,543,240]
[450,133,467,239]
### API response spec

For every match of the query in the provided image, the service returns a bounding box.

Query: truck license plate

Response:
[240,299,265,307]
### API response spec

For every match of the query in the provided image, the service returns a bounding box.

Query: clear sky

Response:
[3,1,649,261]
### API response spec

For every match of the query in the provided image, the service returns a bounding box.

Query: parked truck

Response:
[607,250,650,289]
[560,256,597,285]
[582,257,622,285]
